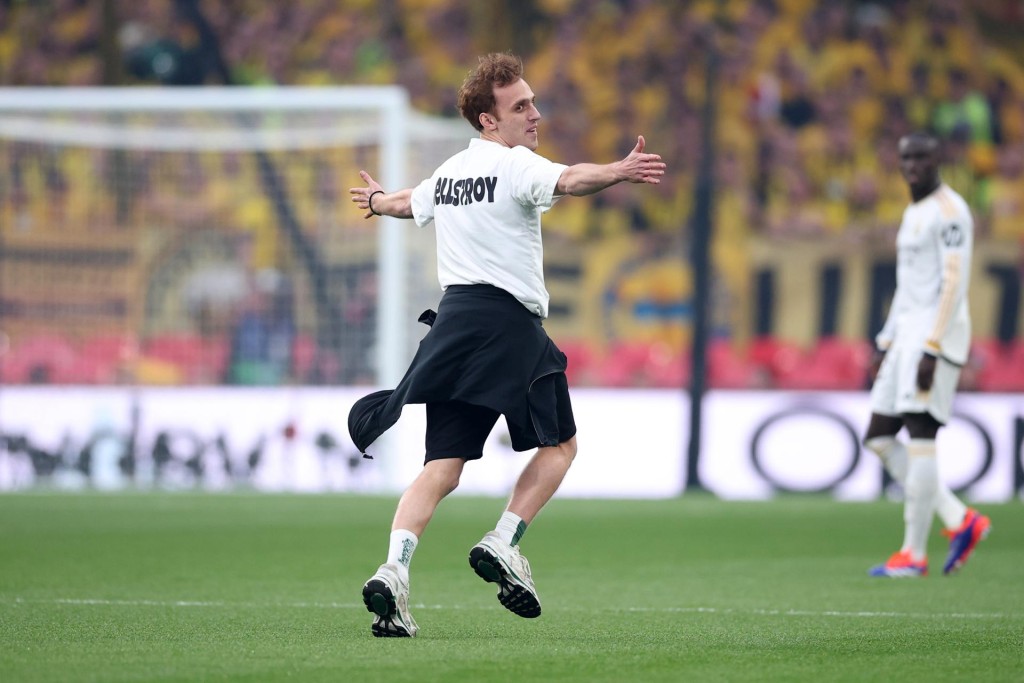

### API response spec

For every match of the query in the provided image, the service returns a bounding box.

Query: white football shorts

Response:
[869,345,961,424]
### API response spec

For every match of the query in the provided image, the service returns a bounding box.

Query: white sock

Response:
[902,439,938,561]
[495,511,526,546]
[866,436,967,529]
[865,436,908,481]
[387,529,418,585]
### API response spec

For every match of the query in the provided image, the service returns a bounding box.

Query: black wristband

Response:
[368,190,384,216]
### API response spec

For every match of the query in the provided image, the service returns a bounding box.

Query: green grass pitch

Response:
[1,493,1021,682]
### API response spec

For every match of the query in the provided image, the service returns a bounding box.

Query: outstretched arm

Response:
[555,135,666,197]
[349,170,414,219]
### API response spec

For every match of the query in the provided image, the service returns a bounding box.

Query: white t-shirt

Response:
[410,138,567,318]
[876,184,973,364]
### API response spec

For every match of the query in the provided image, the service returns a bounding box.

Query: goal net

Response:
[0,86,473,388]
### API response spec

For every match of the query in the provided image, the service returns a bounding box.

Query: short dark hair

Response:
[901,131,940,148]
[457,53,524,132]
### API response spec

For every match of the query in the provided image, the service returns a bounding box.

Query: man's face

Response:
[898,136,940,194]
[489,78,541,150]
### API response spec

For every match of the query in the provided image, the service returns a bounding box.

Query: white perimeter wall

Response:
[0,387,1021,501]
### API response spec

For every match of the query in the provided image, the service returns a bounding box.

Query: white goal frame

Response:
[0,86,472,386]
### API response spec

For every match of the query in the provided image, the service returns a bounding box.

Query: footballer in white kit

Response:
[864,132,990,580]
[870,182,972,425]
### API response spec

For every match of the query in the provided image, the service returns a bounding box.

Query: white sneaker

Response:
[361,563,418,637]
[469,531,541,618]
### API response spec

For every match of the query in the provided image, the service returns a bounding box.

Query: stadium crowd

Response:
[1,0,1022,389]
[5,1,1024,235]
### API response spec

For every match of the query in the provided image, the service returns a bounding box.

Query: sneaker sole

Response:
[868,567,927,578]
[362,579,413,638]
[468,545,541,618]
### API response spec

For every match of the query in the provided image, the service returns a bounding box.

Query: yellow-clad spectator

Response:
[988,145,1024,240]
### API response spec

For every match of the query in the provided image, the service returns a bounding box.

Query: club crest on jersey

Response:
[941,223,964,247]
[435,176,498,206]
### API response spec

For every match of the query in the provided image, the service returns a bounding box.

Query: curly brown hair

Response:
[457,52,524,132]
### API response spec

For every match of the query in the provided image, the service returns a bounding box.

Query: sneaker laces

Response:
[509,544,533,582]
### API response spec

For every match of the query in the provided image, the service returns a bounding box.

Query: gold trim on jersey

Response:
[927,251,962,353]
[934,185,958,219]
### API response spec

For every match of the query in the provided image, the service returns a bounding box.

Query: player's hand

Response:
[916,353,937,392]
[620,135,666,185]
[349,170,385,219]
[869,348,886,382]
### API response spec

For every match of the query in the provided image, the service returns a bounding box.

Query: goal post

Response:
[0,86,472,387]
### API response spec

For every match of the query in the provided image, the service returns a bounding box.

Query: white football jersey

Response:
[876,184,973,364]
[410,138,567,318]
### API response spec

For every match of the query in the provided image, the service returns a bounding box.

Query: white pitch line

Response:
[624,606,1017,620]
[2,597,1017,620]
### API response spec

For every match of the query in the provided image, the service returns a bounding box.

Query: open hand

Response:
[916,353,937,392]
[620,135,666,185]
[349,170,384,219]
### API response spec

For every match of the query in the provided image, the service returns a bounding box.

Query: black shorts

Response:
[424,381,576,463]
[425,401,501,462]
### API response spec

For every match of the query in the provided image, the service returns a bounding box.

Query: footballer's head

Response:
[898,131,941,197]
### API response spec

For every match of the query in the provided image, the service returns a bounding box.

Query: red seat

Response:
[645,342,689,388]
[809,337,871,389]
[63,333,141,384]
[755,336,870,390]
[707,338,761,389]
[79,333,139,364]
[1,334,78,384]
[558,339,600,386]
[291,334,317,383]
[142,333,228,383]
[749,336,805,388]
[597,340,688,387]
[974,339,1024,392]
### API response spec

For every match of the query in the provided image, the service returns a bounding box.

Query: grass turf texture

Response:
[1,494,1021,682]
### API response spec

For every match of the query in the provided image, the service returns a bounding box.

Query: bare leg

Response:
[365,459,464,638]
[505,437,577,524]
[864,412,903,442]
[468,437,577,619]
[392,458,466,536]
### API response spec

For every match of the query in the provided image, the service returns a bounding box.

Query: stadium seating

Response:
[707,338,763,389]
[2,1,1022,390]
[558,339,600,386]
[290,334,318,384]
[140,333,230,384]
[749,336,871,390]
[971,338,1024,391]
[0,334,78,384]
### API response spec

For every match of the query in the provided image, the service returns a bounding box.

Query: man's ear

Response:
[479,112,496,130]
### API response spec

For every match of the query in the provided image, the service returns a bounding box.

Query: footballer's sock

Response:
[937,486,969,533]
[866,435,966,529]
[901,439,938,561]
[387,529,418,585]
[866,436,909,482]
[495,511,527,546]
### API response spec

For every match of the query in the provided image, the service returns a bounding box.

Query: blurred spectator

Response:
[120,9,209,86]
[905,61,937,130]
[226,269,296,385]
[988,144,1024,239]
[933,66,994,144]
